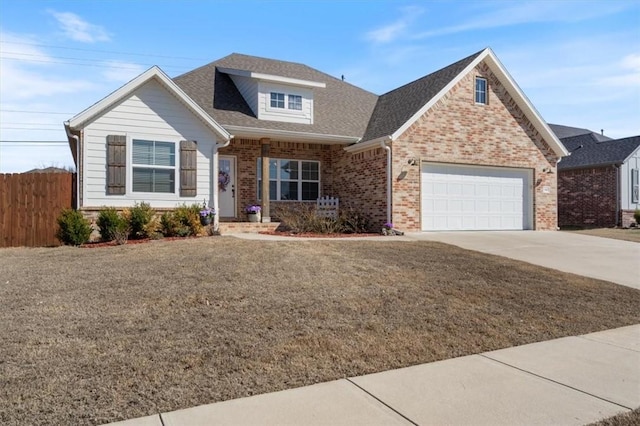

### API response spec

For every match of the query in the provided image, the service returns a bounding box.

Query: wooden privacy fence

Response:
[0,173,76,247]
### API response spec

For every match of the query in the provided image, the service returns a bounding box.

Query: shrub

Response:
[160,204,203,237]
[97,207,128,242]
[56,209,92,246]
[339,205,371,234]
[634,209,640,225]
[274,202,371,234]
[128,202,155,239]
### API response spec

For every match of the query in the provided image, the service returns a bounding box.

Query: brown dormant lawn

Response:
[564,227,640,243]
[1,237,639,425]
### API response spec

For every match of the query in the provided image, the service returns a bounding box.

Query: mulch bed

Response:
[259,230,382,238]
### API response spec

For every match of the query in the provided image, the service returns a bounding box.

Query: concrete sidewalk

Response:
[109,324,640,426]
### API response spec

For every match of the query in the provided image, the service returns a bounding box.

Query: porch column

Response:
[260,138,271,222]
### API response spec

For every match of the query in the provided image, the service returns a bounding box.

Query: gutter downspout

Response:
[380,139,392,225]
[64,121,80,210]
[213,135,233,232]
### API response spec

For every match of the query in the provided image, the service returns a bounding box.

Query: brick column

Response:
[260,138,271,222]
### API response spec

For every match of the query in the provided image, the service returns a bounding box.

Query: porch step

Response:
[218,222,281,234]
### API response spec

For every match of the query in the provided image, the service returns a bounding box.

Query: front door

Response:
[218,156,236,217]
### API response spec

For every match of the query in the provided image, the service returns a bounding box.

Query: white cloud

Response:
[365,6,424,43]
[49,10,111,43]
[598,53,640,87]
[412,1,633,39]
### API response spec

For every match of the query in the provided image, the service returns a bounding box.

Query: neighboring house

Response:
[23,166,72,174]
[64,48,568,231]
[552,125,640,228]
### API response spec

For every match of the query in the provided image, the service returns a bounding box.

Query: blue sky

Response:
[1,0,639,172]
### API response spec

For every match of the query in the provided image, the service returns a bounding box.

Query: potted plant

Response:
[199,206,216,226]
[245,205,262,222]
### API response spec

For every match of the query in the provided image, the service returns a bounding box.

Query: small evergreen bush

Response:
[634,209,640,225]
[160,204,203,237]
[128,202,155,239]
[96,207,128,242]
[56,209,92,246]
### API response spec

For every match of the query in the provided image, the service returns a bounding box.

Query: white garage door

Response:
[421,163,532,231]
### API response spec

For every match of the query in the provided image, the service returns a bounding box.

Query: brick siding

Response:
[391,63,560,231]
[558,166,618,227]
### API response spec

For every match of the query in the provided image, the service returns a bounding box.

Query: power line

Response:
[0,39,207,61]
[0,109,74,115]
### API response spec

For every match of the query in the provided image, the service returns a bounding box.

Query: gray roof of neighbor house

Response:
[361,50,484,142]
[549,123,612,142]
[173,53,379,139]
[558,134,640,170]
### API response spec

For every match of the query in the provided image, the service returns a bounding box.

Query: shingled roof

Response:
[173,53,378,139]
[361,50,484,142]
[549,123,612,142]
[558,134,640,170]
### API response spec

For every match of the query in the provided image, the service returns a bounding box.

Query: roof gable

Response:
[362,50,483,142]
[67,66,230,141]
[358,48,568,158]
[558,135,640,170]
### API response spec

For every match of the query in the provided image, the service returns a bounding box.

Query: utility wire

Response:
[0,109,74,115]
[0,39,207,61]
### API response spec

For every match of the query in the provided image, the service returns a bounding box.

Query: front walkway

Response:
[109,324,639,425]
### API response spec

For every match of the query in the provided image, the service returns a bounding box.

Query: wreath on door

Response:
[218,171,231,192]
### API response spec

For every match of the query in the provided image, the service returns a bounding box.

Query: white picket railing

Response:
[316,196,339,219]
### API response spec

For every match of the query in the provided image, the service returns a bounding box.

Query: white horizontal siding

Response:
[82,79,216,209]
[229,75,259,115]
[257,82,313,124]
[621,147,640,210]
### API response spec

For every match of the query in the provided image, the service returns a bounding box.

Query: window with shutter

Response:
[106,135,126,195]
[132,139,176,193]
[180,140,197,197]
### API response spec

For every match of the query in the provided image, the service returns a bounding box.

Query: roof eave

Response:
[223,125,360,144]
[344,135,392,153]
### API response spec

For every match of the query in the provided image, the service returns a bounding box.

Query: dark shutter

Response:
[180,140,197,197]
[106,135,126,195]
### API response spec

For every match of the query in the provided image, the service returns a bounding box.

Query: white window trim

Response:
[257,158,321,201]
[266,91,306,116]
[128,136,180,198]
[475,76,488,105]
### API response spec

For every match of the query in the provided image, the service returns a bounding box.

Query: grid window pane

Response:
[153,169,175,193]
[132,140,154,165]
[280,160,298,180]
[302,161,319,180]
[280,181,298,200]
[302,182,319,200]
[270,92,285,108]
[133,168,175,193]
[288,94,302,110]
[154,142,175,166]
[257,180,278,201]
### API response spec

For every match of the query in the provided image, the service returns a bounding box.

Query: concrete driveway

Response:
[406,231,640,290]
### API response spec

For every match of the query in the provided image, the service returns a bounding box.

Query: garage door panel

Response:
[421,164,531,231]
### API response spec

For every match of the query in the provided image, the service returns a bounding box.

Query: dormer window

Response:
[270,92,285,108]
[288,94,302,110]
